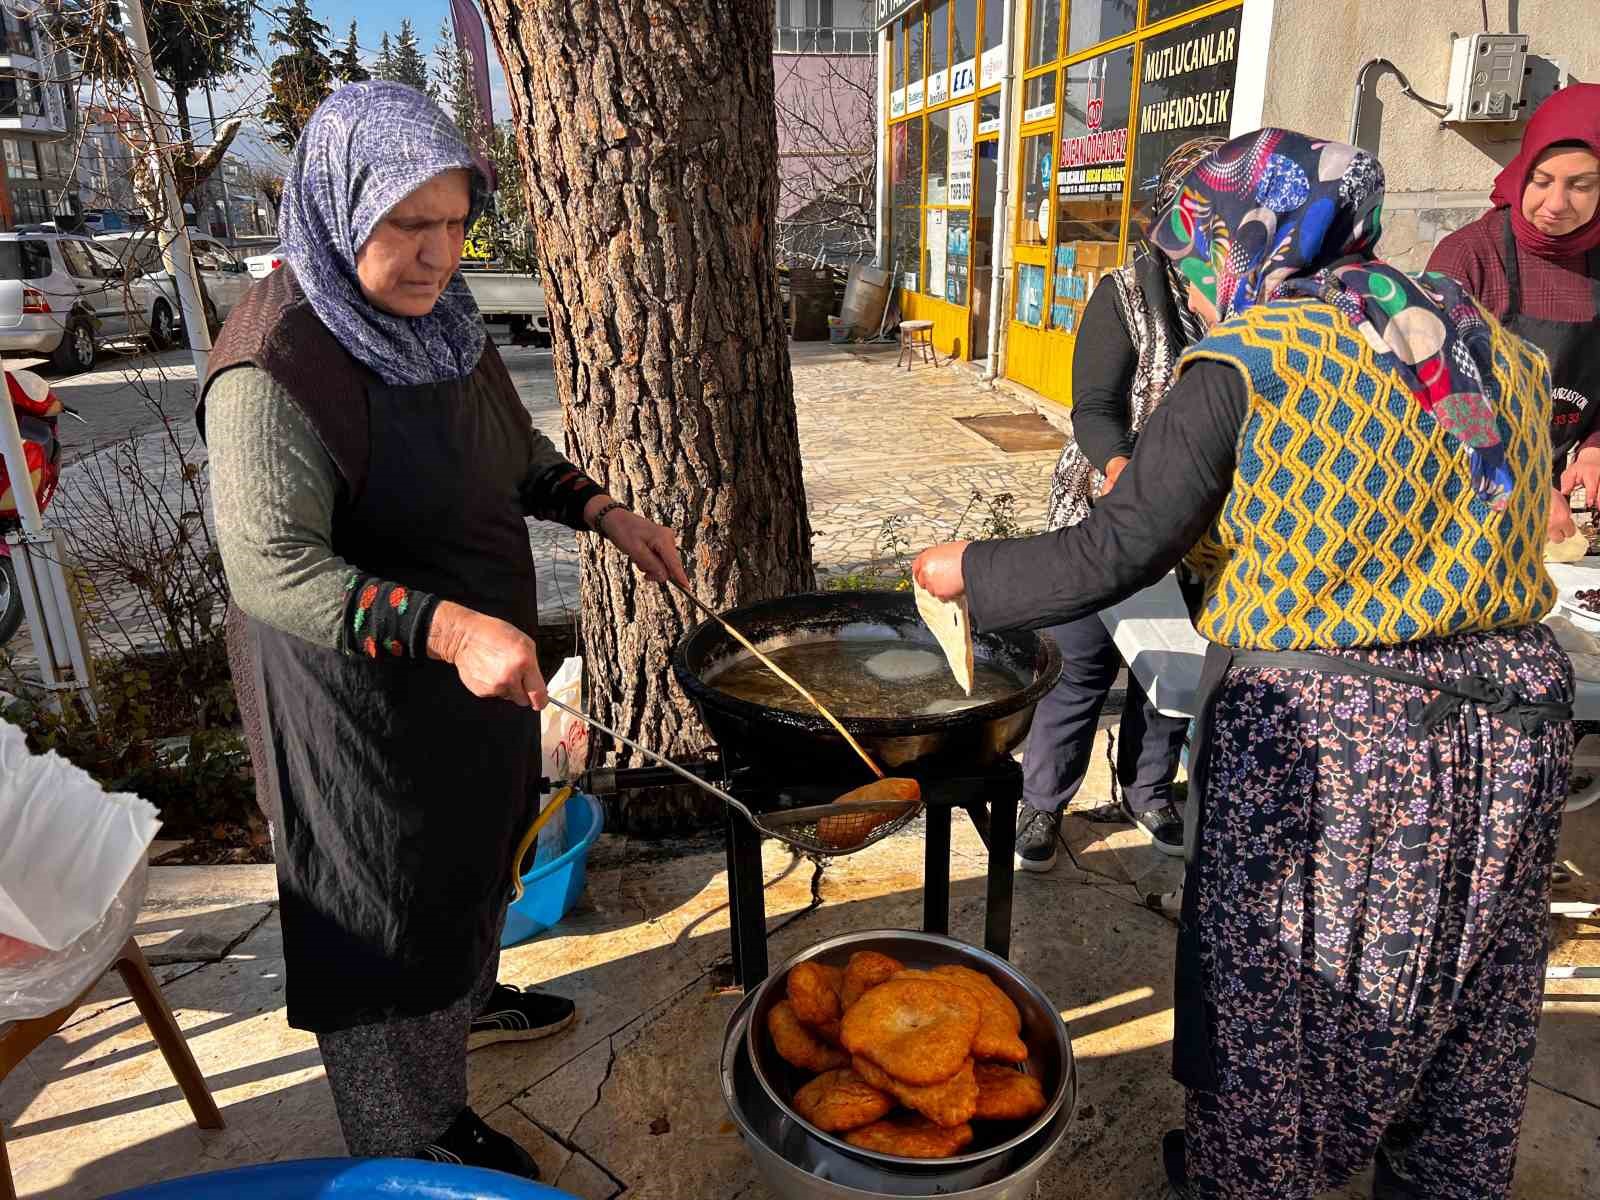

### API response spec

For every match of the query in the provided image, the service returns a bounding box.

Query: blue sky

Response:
[294,0,512,117]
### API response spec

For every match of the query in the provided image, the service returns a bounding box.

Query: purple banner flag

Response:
[450,0,497,189]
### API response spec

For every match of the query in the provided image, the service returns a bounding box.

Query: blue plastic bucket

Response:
[501,792,604,948]
[103,1158,577,1199]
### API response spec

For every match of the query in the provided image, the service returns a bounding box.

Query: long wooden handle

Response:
[672,581,885,779]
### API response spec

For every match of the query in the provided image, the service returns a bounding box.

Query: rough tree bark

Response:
[480,0,816,831]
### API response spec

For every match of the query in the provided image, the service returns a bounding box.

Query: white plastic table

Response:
[1100,569,1600,804]
[1101,569,1600,975]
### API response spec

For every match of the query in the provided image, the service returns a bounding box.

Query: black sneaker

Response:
[1014,805,1063,873]
[468,983,577,1051]
[1131,801,1185,857]
[418,1107,540,1179]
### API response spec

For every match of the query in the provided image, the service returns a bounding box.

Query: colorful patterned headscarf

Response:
[280,82,490,388]
[1155,128,1514,509]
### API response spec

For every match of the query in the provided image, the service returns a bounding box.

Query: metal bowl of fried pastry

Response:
[745,929,1075,1170]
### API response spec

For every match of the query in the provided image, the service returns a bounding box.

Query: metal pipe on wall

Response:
[875,22,889,266]
[982,0,1016,381]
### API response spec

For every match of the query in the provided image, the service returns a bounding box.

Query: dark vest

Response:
[201,269,540,1033]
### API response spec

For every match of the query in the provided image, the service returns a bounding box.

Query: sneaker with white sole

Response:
[1130,801,1185,857]
[418,1107,540,1179]
[1013,805,1064,873]
[467,984,577,1051]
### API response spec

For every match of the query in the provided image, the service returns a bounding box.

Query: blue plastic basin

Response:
[103,1158,577,1199]
[501,792,604,948]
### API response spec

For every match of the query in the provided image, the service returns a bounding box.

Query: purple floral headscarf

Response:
[279,82,490,387]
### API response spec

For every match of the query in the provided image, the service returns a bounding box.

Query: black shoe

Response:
[418,1107,540,1179]
[1131,801,1185,857]
[1162,1128,1188,1198]
[468,983,577,1051]
[1014,805,1063,873]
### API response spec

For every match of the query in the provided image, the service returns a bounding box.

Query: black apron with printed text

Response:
[1498,212,1600,475]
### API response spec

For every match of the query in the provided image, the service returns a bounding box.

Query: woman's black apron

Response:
[245,362,541,1034]
[1497,211,1600,474]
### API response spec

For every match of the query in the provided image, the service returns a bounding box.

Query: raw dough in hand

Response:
[915,582,975,695]
[864,648,943,682]
[1548,529,1589,562]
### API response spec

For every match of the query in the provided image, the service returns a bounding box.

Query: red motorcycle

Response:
[0,368,81,646]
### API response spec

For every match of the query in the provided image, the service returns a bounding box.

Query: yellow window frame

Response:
[1008,0,1242,338]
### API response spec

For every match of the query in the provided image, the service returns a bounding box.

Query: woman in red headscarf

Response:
[1429,83,1600,544]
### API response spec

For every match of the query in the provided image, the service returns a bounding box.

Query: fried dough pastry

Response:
[930,964,1029,1062]
[839,975,980,1085]
[787,961,845,1029]
[768,999,849,1072]
[845,1114,975,1158]
[791,1068,894,1132]
[973,1063,1048,1121]
[853,1054,977,1128]
[839,950,905,1009]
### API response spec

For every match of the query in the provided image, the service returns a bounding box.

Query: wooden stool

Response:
[0,938,224,1200]
[897,320,939,370]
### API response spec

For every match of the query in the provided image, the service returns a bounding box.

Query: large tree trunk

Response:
[481,0,815,832]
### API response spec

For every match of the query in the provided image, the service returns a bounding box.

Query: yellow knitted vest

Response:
[1183,300,1555,650]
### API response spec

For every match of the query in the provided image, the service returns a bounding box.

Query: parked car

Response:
[0,231,175,372]
[99,230,254,329]
[244,244,283,280]
[82,210,137,234]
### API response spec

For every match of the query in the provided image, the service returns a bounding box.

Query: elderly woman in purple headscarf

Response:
[201,82,687,1176]
[915,129,1571,1198]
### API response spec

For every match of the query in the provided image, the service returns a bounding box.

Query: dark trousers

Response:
[1021,613,1188,817]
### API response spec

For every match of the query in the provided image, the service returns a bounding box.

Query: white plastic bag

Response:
[0,717,160,1019]
[535,658,587,866]
[0,719,160,950]
[0,860,147,1020]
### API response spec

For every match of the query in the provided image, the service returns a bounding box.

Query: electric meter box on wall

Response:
[1444,32,1530,123]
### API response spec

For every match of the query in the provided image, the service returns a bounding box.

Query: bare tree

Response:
[772,51,876,268]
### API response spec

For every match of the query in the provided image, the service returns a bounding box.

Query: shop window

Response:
[1017,131,1052,247]
[981,0,1002,52]
[1014,262,1046,325]
[1065,0,1136,56]
[891,15,905,90]
[892,206,920,291]
[978,89,1002,135]
[926,108,950,204]
[945,211,971,304]
[953,0,976,65]
[908,10,924,87]
[891,114,924,209]
[1145,0,1211,22]
[927,0,948,75]
[1025,0,1060,69]
[923,209,945,298]
[1022,70,1056,123]
[1131,7,1240,207]
[1053,45,1131,332]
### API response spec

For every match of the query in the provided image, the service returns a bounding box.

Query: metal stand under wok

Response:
[588,758,1021,992]
[718,761,1021,992]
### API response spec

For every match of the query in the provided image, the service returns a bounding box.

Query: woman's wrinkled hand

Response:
[427,600,548,708]
[1561,444,1600,508]
[912,541,971,601]
[1550,488,1578,544]
[591,503,691,588]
